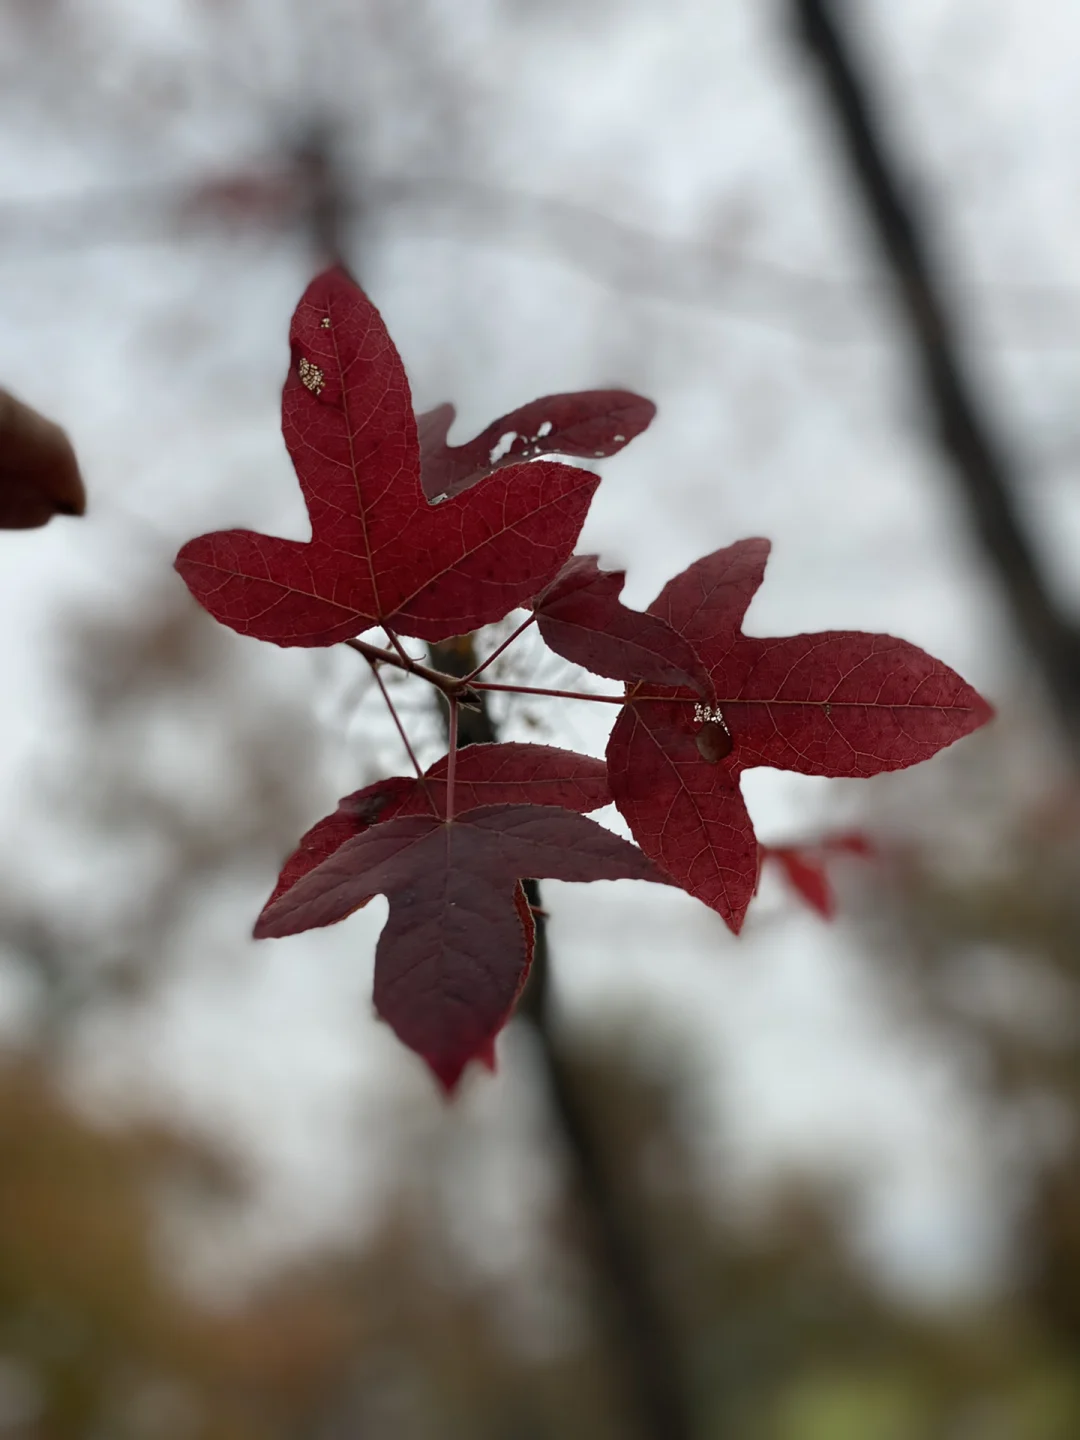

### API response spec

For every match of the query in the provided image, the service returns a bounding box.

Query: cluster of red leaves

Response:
[176,268,992,1090]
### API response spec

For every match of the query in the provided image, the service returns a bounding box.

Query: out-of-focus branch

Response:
[792,0,1080,764]
[374,175,1080,350]
[429,635,695,1440]
[296,119,696,1437]
[292,121,352,272]
[9,168,1080,348]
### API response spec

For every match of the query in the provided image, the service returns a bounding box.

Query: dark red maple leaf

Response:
[607,539,992,934]
[265,742,610,910]
[260,743,608,1088]
[763,831,876,920]
[175,268,605,646]
[256,804,665,1091]
[264,776,417,912]
[417,391,655,502]
[532,554,710,691]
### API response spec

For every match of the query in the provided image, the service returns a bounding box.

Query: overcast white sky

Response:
[1,0,1078,1305]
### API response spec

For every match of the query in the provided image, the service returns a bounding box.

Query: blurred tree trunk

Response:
[428,636,696,1440]
[299,124,697,1440]
[792,0,1080,765]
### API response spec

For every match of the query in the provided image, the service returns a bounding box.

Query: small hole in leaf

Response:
[488,431,517,464]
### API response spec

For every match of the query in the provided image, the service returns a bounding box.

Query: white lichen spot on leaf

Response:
[298,357,325,395]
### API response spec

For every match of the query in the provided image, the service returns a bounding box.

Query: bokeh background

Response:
[3,0,1080,1435]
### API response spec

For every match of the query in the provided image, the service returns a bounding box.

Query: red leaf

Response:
[764,846,835,919]
[608,539,993,933]
[267,744,609,910]
[401,742,610,821]
[417,390,656,502]
[451,882,534,1084]
[263,776,415,910]
[0,390,85,530]
[175,269,600,646]
[650,535,771,641]
[607,700,760,930]
[256,804,666,1091]
[532,555,710,691]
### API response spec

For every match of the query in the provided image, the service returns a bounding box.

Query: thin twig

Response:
[364,656,426,785]
[427,634,695,1440]
[344,636,459,693]
[345,637,635,708]
[471,680,626,704]
[445,697,459,822]
[381,624,415,669]
[15,172,1080,348]
[464,612,537,682]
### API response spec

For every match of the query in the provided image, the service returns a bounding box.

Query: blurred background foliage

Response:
[4,0,1080,1435]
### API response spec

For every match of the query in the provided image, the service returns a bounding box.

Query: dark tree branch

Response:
[792,0,1080,761]
[429,635,695,1440]
[297,121,695,1437]
[293,120,353,272]
[11,169,1080,347]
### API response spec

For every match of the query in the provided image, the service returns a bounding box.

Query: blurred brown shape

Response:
[0,389,85,530]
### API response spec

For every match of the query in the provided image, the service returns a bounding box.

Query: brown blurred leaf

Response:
[0,388,85,529]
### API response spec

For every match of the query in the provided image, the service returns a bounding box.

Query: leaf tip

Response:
[429,1054,469,1097]
[430,1036,500,1094]
[724,903,749,936]
[251,906,276,941]
[974,692,996,727]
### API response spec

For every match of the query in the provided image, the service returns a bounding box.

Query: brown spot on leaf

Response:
[696,718,733,764]
[345,789,400,825]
